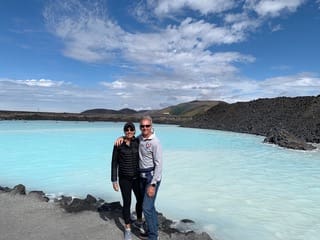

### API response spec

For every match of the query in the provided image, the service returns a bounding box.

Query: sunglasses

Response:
[125,128,135,132]
[140,124,151,128]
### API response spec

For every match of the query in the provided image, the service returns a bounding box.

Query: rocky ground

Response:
[0,184,214,240]
[182,95,320,150]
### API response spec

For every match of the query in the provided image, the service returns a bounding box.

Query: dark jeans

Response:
[119,176,143,225]
[140,177,160,240]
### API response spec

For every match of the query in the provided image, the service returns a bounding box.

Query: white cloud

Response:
[36,0,315,111]
[44,4,252,65]
[43,1,257,99]
[195,73,320,103]
[269,23,282,32]
[101,80,127,89]
[260,73,320,88]
[247,0,306,17]
[44,1,125,62]
[43,0,305,71]
[233,73,320,101]
[1,72,319,112]
[0,78,115,112]
[150,0,237,16]
[15,79,65,87]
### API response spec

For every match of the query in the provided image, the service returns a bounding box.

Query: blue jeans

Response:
[141,178,160,240]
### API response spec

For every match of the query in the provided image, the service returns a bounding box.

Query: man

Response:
[116,116,162,240]
[138,116,162,240]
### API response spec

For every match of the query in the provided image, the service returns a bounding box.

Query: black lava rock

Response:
[10,184,26,195]
[97,201,122,212]
[0,185,12,192]
[28,191,50,202]
[264,128,316,150]
[58,194,98,212]
[170,231,213,240]
[183,95,320,149]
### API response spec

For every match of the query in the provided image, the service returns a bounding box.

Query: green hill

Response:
[154,100,223,117]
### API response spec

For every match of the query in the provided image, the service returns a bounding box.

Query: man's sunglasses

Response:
[140,125,151,128]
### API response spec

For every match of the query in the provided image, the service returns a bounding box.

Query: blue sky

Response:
[1,0,320,112]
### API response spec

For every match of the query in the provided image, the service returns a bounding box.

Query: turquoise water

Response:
[0,121,319,240]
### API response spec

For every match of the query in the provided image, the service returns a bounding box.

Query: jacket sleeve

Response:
[111,145,119,182]
[151,138,162,184]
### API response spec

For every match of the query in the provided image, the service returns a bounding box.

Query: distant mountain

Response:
[81,109,118,114]
[81,108,137,115]
[118,108,138,114]
[80,100,221,120]
[154,100,222,117]
[182,95,320,143]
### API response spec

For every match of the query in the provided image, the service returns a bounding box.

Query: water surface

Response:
[0,121,319,240]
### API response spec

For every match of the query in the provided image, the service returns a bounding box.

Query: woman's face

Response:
[124,127,135,139]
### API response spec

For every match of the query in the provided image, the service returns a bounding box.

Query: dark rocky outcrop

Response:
[1,185,48,202]
[169,232,213,240]
[98,203,214,239]
[0,186,12,193]
[28,191,50,202]
[58,194,99,212]
[56,196,214,239]
[264,128,316,150]
[183,95,320,149]
[1,185,48,201]
[160,216,212,240]
[10,184,26,195]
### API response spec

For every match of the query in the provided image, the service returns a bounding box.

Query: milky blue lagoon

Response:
[0,121,319,240]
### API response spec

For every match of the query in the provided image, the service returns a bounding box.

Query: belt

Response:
[140,171,154,178]
[139,167,154,179]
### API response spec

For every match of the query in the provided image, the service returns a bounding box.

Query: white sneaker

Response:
[124,228,132,240]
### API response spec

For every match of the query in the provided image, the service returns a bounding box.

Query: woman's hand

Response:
[112,182,119,191]
[114,137,124,147]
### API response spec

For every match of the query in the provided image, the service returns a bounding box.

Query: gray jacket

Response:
[138,133,163,185]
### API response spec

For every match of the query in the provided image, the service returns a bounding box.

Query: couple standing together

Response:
[111,116,163,240]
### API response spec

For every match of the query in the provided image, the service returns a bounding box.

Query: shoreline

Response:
[1,95,319,150]
[0,184,214,240]
[1,119,318,151]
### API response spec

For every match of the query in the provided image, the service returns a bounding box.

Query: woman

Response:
[111,122,143,240]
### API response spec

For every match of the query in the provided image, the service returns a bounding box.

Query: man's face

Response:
[140,119,152,137]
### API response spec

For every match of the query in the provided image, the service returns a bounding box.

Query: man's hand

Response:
[114,137,124,147]
[112,182,119,191]
[147,185,156,197]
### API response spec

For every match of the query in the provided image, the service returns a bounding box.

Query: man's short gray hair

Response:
[140,115,153,124]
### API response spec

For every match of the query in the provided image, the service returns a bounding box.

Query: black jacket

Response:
[111,137,140,182]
